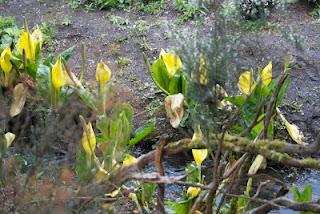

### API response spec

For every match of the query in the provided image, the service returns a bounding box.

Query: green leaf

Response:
[225,95,246,107]
[111,103,133,123]
[168,74,182,94]
[276,76,290,107]
[291,186,301,202]
[76,86,97,111]
[1,34,13,49]
[166,198,194,214]
[185,162,200,183]
[129,121,155,146]
[43,55,55,66]
[25,62,38,79]
[141,183,157,204]
[60,46,75,62]
[36,64,51,102]
[75,145,94,182]
[255,83,271,98]
[301,184,312,202]
[152,58,170,94]
[237,195,249,213]
[181,74,187,95]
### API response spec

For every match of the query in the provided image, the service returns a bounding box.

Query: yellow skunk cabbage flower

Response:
[82,122,96,157]
[17,29,42,62]
[51,56,67,91]
[123,155,138,166]
[248,154,267,176]
[96,60,111,85]
[187,186,201,197]
[192,149,208,166]
[192,125,203,143]
[277,108,305,145]
[238,70,257,95]
[0,47,13,75]
[260,62,272,86]
[4,132,15,149]
[160,49,182,76]
[284,121,305,145]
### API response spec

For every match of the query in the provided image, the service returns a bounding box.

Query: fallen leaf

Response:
[60,167,75,182]
[164,93,184,128]
[276,108,305,145]
[248,154,267,176]
[10,83,28,117]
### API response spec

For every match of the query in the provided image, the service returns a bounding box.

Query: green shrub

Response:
[239,0,282,19]
[95,0,132,9]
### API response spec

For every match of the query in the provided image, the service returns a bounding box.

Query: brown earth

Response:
[1,0,320,213]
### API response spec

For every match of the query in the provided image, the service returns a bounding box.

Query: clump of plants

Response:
[239,0,282,19]
[94,0,132,9]
[175,0,207,23]
[138,0,165,14]
[1,5,320,213]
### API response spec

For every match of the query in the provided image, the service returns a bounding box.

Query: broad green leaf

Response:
[255,83,271,98]
[181,74,187,95]
[168,74,182,95]
[0,35,13,50]
[75,145,94,182]
[301,184,312,202]
[36,64,51,102]
[43,55,55,66]
[129,121,155,146]
[111,103,133,123]
[152,58,170,94]
[76,86,97,111]
[291,186,301,202]
[60,46,75,62]
[25,62,38,79]
[225,95,246,108]
[141,183,157,204]
[165,198,193,214]
[186,162,200,183]
[276,76,290,107]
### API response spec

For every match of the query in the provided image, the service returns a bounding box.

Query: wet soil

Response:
[1,0,320,213]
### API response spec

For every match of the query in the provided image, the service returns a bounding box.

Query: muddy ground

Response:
[1,0,320,213]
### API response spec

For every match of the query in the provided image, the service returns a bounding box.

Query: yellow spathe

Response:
[160,49,182,76]
[96,60,111,85]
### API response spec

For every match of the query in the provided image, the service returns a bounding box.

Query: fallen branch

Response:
[80,134,320,198]
[249,197,320,214]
